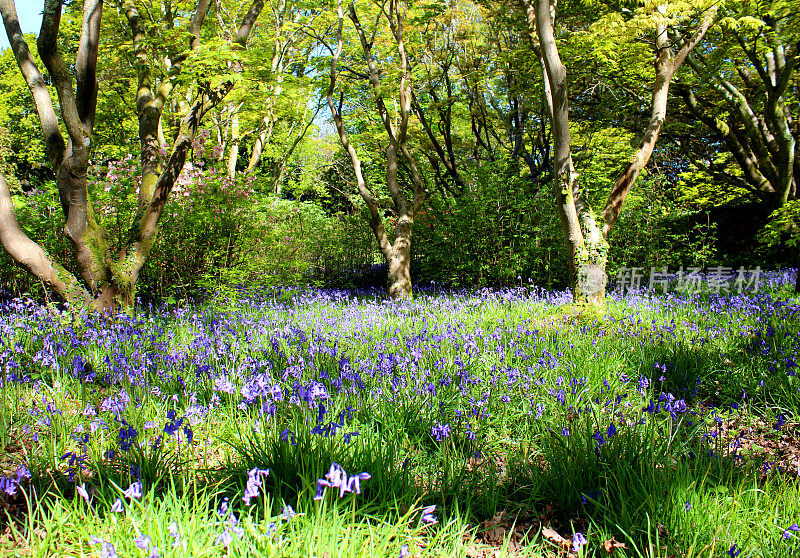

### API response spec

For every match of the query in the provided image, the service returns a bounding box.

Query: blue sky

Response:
[0,3,43,50]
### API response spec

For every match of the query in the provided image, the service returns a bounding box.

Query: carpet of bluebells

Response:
[0,272,799,557]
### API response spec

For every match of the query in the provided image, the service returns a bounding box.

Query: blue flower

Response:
[110,498,124,513]
[420,505,437,525]
[431,421,451,442]
[571,532,588,552]
[242,467,269,506]
[75,483,90,504]
[89,537,119,558]
[347,472,371,494]
[168,521,180,545]
[282,505,296,520]
[727,544,741,557]
[123,481,142,500]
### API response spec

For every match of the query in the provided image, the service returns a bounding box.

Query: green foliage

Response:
[760,201,800,250]
[413,160,569,288]
[607,176,722,272]
[0,45,48,184]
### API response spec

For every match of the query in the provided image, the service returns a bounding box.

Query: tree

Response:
[325,0,426,299]
[0,0,264,310]
[528,0,716,305]
[672,1,798,209]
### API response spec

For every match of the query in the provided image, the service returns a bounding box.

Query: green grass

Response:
[0,283,798,556]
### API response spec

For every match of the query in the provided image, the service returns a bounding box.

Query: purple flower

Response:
[684,501,691,512]
[347,472,371,495]
[110,498,124,513]
[76,483,90,504]
[431,421,451,442]
[123,481,142,500]
[0,476,18,496]
[282,505,296,520]
[89,537,119,558]
[783,524,800,539]
[727,544,741,557]
[324,462,348,497]
[168,521,181,547]
[117,424,138,451]
[314,463,371,500]
[420,505,437,525]
[134,534,151,550]
[399,545,410,558]
[242,467,269,506]
[215,529,233,547]
[572,532,588,552]
[15,465,30,480]
[314,479,330,500]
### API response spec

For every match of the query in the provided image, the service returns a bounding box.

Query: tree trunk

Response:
[227,110,240,178]
[0,170,93,306]
[246,116,274,173]
[573,212,607,306]
[533,0,608,307]
[387,219,412,300]
[328,0,420,301]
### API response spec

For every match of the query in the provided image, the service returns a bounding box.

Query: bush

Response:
[412,161,569,289]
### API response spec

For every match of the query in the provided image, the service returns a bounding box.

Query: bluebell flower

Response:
[134,534,151,550]
[347,472,371,495]
[431,421,451,442]
[123,481,142,500]
[76,483,90,504]
[282,505,296,520]
[242,467,269,506]
[168,521,181,547]
[89,537,118,558]
[420,505,437,525]
[783,524,799,539]
[572,532,588,552]
[215,529,233,548]
[110,498,124,513]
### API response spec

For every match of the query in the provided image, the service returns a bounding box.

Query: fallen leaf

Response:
[542,527,572,551]
[603,538,627,553]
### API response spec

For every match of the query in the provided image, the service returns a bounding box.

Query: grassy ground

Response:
[0,272,798,557]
